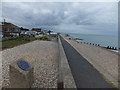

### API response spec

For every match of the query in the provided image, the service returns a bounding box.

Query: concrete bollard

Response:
[9,59,34,88]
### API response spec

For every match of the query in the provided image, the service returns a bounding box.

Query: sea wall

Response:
[58,36,77,88]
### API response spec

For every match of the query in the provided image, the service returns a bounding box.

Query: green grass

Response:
[1,35,58,48]
[2,40,28,47]
[1,36,36,47]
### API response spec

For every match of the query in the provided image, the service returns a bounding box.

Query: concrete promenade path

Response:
[60,36,113,88]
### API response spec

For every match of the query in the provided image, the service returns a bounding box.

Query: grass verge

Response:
[1,35,57,49]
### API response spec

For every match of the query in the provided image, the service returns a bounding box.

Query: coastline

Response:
[61,33,118,88]
[67,33,118,52]
[1,33,119,88]
[66,33,119,54]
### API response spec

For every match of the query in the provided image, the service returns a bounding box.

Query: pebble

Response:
[1,40,59,88]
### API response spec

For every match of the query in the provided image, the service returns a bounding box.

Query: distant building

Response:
[51,32,57,35]
[20,27,29,31]
[2,22,21,37]
[31,28,41,32]
[31,28,45,35]
[24,31,37,36]
[20,27,29,35]
[0,22,3,37]
[42,30,50,35]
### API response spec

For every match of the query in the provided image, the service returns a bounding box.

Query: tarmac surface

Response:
[60,36,113,88]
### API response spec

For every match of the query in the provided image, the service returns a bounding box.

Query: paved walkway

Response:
[60,36,113,88]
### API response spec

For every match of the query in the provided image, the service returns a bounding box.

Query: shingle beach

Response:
[1,40,59,88]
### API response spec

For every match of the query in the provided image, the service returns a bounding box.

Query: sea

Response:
[66,33,118,49]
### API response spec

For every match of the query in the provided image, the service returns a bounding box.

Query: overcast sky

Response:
[2,2,118,35]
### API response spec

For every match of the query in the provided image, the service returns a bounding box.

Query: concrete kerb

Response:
[57,35,77,88]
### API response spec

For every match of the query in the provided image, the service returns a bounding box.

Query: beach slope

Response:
[61,34,118,88]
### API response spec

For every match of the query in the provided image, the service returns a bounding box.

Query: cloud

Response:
[2,0,119,2]
[2,2,118,35]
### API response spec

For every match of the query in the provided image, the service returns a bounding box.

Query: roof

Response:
[31,28,41,32]
[2,22,20,29]
[20,27,29,31]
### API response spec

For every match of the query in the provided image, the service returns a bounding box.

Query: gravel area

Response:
[61,34,118,87]
[1,40,59,88]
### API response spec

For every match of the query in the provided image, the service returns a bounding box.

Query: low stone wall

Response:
[58,36,76,88]
[0,52,2,90]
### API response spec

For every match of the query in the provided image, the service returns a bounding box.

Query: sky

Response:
[1,2,118,35]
